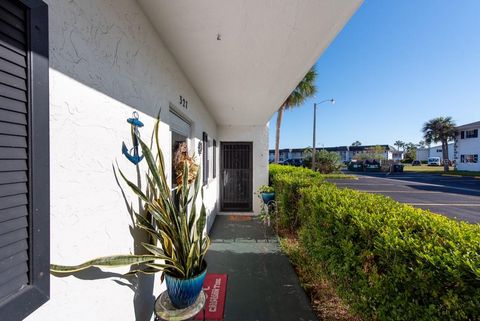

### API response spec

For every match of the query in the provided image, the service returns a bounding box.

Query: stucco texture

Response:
[28,0,220,320]
[456,136,480,171]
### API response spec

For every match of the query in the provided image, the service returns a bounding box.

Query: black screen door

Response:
[220,142,253,212]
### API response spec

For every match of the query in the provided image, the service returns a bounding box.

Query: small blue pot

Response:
[261,192,275,204]
[165,263,207,309]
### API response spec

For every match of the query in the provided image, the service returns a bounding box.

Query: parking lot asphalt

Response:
[328,172,480,223]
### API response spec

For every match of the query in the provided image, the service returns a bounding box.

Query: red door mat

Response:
[195,274,228,320]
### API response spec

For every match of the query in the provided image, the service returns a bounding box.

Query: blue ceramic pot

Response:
[165,262,207,309]
[261,192,275,204]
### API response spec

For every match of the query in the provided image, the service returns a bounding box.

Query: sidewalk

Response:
[205,215,316,321]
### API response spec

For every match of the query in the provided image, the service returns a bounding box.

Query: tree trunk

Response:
[274,104,285,163]
[442,140,449,172]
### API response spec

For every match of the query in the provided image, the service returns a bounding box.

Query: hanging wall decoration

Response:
[122,111,144,165]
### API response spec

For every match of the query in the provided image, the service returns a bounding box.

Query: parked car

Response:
[441,159,453,166]
[292,159,304,167]
[428,157,441,166]
[280,159,295,166]
[279,159,305,167]
[411,160,421,166]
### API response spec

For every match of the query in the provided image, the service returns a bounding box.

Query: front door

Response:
[220,142,253,212]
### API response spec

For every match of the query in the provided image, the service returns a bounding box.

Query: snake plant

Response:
[51,117,210,279]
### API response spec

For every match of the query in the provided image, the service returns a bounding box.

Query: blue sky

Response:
[269,1,480,149]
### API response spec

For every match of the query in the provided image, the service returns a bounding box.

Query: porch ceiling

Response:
[137,0,363,126]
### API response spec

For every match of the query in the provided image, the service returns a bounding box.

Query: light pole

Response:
[312,99,335,170]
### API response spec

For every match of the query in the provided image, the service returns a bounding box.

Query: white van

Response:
[428,157,441,166]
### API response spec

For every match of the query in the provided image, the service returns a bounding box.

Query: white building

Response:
[416,144,454,162]
[268,148,305,162]
[270,145,402,163]
[346,145,399,161]
[454,121,480,171]
[0,0,362,320]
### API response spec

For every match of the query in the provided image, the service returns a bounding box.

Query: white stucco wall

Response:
[430,144,454,160]
[27,0,218,320]
[416,148,429,161]
[416,144,454,162]
[218,125,269,215]
[455,133,480,171]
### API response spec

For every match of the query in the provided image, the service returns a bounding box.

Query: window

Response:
[0,0,50,319]
[466,129,478,139]
[436,149,442,153]
[461,131,465,139]
[202,132,208,185]
[461,154,478,163]
[169,107,191,138]
[213,139,217,178]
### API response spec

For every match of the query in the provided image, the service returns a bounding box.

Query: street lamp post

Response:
[312,99,335,170]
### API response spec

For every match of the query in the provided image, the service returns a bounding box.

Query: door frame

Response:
[220,142,253,212]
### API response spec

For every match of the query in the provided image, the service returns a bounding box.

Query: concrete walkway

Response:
[205,215,316,321]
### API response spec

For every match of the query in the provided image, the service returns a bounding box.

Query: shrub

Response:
[271,165,480,321]
[257,185,274,193]
[303,149,342,173]
[270,164,325,229]
[270,164,355,229]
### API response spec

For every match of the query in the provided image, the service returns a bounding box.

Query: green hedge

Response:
[269,164,355,228]
[270,165,480,321]
[269,164,326,229]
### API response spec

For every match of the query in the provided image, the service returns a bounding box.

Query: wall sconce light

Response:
[197,141,203,155]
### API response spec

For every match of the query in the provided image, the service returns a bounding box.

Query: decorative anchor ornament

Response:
[121,111,144,165]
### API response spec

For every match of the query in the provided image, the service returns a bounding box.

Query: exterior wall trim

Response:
[0,1,50,319]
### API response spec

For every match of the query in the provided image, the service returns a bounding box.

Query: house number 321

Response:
[179,95,188,109]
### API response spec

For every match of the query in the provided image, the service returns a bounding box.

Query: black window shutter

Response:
[213,139,217,178]
[474,129,478,138]
[202,132,208,185]
[461,131,465,139]
[0,1,49,320]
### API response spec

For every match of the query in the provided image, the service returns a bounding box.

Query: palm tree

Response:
[351,141,362,146]
[422,117,457,172]
[274,68,317,163]
[394,140,405,151]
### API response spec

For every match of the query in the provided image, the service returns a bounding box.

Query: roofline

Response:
[269,144,399,153]
[456,121,480,130]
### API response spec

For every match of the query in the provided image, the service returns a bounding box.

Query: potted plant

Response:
[51,117,210,309]
[257,185,275,205]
